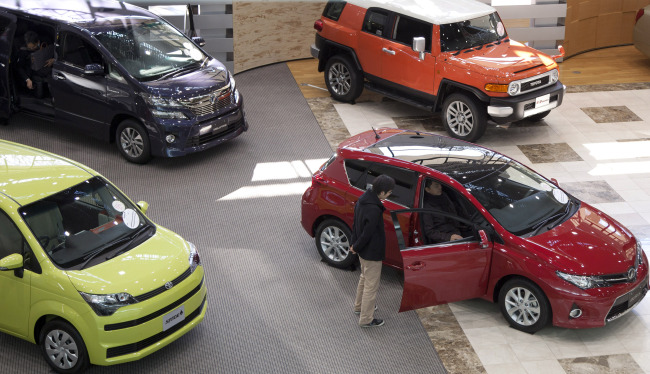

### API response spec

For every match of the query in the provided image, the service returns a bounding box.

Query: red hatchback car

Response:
[301,129,649,333]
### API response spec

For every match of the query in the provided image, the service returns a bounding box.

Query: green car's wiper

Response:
[79,224,151,270]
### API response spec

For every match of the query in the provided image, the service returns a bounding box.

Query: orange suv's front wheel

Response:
[325,55,363,103]
[442,93,487,142]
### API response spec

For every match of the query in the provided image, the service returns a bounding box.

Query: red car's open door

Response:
[390,208,494,312]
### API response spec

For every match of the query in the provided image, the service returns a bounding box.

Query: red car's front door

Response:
[391,208,493,312]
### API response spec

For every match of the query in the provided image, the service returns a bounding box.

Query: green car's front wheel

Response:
[40,319,90,374]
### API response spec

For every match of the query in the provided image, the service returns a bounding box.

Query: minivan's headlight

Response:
[80,291,138,316]
[188,241,201,273]
[142,94,184,109]
[229,72,240,103]
[556,271,608,290]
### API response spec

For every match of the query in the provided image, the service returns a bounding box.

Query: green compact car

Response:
[0,140,206,372]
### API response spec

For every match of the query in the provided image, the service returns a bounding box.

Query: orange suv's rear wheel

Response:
[442,93,487,142]
[325,55,363,103]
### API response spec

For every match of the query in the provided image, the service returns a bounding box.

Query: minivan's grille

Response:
[134,267,192,303]
[186,116,245,148]
[179,87,232,117]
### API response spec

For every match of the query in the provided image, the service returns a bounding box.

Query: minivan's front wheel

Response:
[40,319,90,374]
[442,93,487,142]
[498,278,551,334]
[315,219,355,269]
[117,120,151,164]
[324,55,363,103]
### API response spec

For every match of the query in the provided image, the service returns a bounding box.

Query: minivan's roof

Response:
[349,0,495,25]
[0,141,94,205]
[0,0,152,25]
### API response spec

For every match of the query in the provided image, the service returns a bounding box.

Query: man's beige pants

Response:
[354,257,382,325]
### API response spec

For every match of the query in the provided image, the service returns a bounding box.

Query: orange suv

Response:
[311,0,565,142]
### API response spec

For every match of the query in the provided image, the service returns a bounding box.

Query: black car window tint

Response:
[323,1,347,21]
[363,9,389,37]
[60,32,103,68]
[345,159,371,189]
[392,15,432,52]
[366,163,418,207]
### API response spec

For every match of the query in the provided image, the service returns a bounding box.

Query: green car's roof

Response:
[0,140,94,206]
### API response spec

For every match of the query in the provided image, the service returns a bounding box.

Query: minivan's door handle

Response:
[54,72,66,80]
[406,261,425,271]
[382,48,396,55]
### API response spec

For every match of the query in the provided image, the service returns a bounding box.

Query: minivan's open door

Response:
[390,209,493,312]
[0,12,17,123]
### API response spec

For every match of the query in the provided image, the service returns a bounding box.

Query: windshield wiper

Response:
[156,63,200,81]
[78,224,152,270]
[105,224,153,261]
[529,199,575,237]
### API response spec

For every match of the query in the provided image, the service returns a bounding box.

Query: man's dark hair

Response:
[425,179,440,189]
[24,31,39,45]
[372,175,395,195]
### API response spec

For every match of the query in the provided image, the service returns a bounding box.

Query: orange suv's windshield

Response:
[440,12,506,52]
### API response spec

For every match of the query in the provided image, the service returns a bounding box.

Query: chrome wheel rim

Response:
[320,226,350,262]
[328,62,351,96]
[44,329,79,370]
[504,287,541,326]
[446,100,474,136]
[120,127,144,158]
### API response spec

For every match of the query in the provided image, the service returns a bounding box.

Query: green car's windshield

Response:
[440,12,506,52]
[458,161,577,236]
[20,177,154,269]
[92,16,206,81]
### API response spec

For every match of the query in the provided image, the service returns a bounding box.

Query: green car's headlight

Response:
[80,291,138,316]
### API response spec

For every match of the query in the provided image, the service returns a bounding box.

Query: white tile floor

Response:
[333,88,650,373]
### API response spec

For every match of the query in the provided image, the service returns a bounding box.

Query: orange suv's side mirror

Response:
[412,37,425,60]
[551,45,565,61]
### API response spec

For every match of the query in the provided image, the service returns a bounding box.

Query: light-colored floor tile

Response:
[631,351,650,373]
[510,342,556,361]
[474,344,520,365]
[521,359,567,374]
[484,362,528,374]
[464,326,508,348]
[545,339,591,359]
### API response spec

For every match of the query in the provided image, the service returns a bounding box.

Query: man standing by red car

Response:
[350,175,395,327]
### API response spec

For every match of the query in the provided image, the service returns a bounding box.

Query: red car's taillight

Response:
[636,8,644,24]
[314,19,324,32]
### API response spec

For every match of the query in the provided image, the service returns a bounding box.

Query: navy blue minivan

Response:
[0,0,247,163]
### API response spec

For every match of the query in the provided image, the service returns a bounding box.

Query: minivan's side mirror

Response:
[0,253,23,271]
[84,63,104,75]
[137,201,149,214]
[412,37,425,60]
[192,36,206,47]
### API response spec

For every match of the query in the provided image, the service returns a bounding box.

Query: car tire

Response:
[315,219,355,269]
[116,120,151,164]
[324,55,363,103]
[40,319,90,374]
[498,278,551,334]
[526,110,551,122]
[442,93,487,142]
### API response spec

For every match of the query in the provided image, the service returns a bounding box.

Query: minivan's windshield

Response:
[20,177,154,270]
[440,12,506,52]
[92,16,207,81]
[459,161,578,236]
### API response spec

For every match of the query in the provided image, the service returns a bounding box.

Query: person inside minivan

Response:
[15,30,54,99]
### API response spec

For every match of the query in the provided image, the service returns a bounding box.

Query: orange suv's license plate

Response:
[535,94,550,108]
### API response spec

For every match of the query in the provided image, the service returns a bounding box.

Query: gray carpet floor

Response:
[0,63,447,373]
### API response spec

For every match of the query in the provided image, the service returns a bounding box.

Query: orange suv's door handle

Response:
[406,261,425,271]
[382,48,396,55]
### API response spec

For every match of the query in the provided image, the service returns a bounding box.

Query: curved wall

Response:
[564,0,650,57]
[233,1,325,73]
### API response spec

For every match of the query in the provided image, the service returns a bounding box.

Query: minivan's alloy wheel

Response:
[116,120,151,164]
[499,278,550,333]
[442,93,487,142]
[40,320,89,374]
[324,55,363,103]
[315,219,355,269]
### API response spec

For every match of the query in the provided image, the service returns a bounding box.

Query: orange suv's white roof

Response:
[351,0,495,25]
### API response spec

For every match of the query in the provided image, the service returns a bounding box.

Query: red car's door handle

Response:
[406,261,425,271]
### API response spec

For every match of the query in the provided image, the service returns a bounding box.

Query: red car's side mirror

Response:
[479,230,490,249]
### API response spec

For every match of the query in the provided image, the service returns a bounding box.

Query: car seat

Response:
[23,201,65,252]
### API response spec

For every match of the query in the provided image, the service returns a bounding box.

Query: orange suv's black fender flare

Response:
[435,79,491,111]
[316,35,363,73]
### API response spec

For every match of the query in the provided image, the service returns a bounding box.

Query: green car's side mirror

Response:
[0,253,23,271]
[137,201,149,214]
